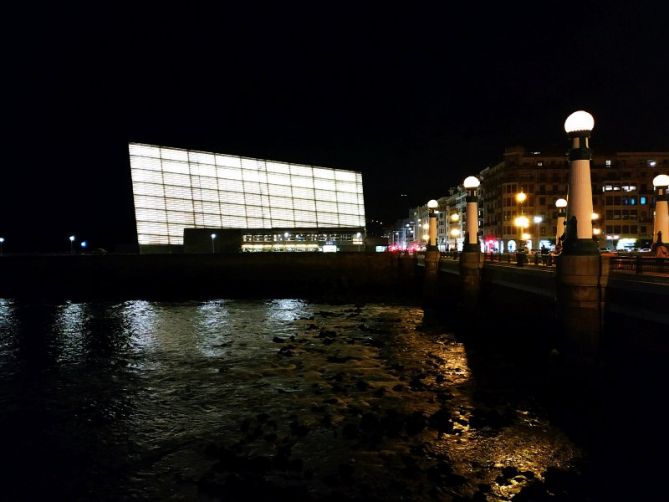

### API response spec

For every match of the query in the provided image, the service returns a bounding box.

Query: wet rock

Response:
[342,422,359,439]
[272,336,285,343]
[409,373,427,390]
[405,411,428,435]
[318,329,337,338]
[338,462,355,481]
[327,355,353,363]
[355,379,370,391]
[392,383,406,392]
[428,408,454,435]
[380,410,405,437]
[289,419,309,437]
[322,337,335,345]
[543,466,586,496]
[469,406,513,430]
[496,465,520,485]
[278,346,294,356]
[373,386,386,397]
[513,480,550,501]
[359,412,380,433]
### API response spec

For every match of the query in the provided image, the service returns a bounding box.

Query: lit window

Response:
[605,160,612,167]
[640,196,647,205]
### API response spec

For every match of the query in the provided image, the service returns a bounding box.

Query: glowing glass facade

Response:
[129,143,366,246]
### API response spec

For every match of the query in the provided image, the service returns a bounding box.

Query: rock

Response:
[405,411,428,435]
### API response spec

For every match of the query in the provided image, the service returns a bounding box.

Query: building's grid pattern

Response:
[129,143,366,245]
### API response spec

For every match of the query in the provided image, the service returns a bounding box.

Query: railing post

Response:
[636,254,642,274]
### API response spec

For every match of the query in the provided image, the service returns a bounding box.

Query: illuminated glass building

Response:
[129,143,366,253]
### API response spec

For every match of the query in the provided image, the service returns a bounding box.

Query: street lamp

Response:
[69,235,76,254]
[516,190,527,212]
[555,198,567,250]
[514,215,529,263]
[210,233,217,254]
[652,174,669,250]
[427,199,438,251]
[463,176,480,252]
[563,110,597,254]
[449,212,460,251]
[533,215,543,252]
[0,237,4,255]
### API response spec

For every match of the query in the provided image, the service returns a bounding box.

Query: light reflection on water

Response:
[0,298,587,500]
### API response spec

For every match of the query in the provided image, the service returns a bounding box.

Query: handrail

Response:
[610,256,668,275]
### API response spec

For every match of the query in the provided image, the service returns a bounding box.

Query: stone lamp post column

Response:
[459,176,482,310]
[556,110,610,358]
[555,198,567,251]
[652,174,669,252]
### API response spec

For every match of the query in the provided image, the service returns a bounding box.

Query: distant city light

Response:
[81,241,87,248]
[69,235,76,242]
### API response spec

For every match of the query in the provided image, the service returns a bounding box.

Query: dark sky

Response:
[3,3,668,251]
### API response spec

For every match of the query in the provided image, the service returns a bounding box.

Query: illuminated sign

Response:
[129,143,366,245]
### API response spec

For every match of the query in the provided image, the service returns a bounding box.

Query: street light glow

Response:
[564,110,595,133]
[533,216,543,224]
[653,174,669,188]
[514,216,529,228]
[69,235,76,242]
[463,176,480,189]
[516,191,527,204]
[427,199,438,209]
[555,198,568,208]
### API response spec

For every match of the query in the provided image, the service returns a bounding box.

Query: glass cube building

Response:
[129,143,366,252]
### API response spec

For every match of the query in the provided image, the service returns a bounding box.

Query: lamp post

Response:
[458,176,483,310]
[427,199,438,251]
[533,215,543,252]
[555,198,567,251]
[514,215,529,265]
[449,213,460,251]
[562,110,597,255]
[210,233,217,254]
[69,235,76,254]
[463,176,480,252]
[652,174,669,251]
[515,190,527,252]
[0,237,4,255]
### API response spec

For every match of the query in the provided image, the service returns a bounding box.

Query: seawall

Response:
[0,253,419,301]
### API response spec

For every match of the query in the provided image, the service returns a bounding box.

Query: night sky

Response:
[3,3,668,252]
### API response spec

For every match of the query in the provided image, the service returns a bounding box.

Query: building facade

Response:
[391,147,669,254]
[128,143,366,253]
[479,147,669,252]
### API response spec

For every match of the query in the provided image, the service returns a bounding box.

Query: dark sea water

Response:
[0,298,664,500]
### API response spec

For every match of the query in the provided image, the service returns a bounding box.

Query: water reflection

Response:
[0,298,589,500]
